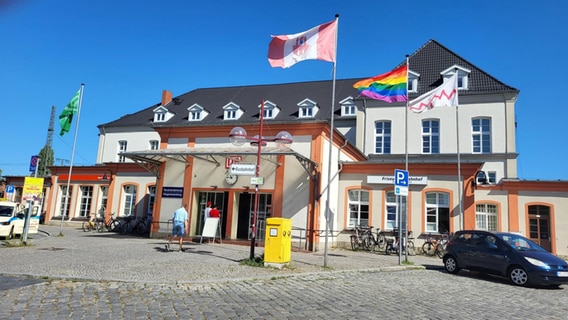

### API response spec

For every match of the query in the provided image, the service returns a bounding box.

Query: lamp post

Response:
[229,100,293,260]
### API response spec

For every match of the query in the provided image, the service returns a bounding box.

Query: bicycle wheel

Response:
[422,242,436,256]
[120,222,130,235]
[377,234,387,249]
[96,221,105,233]
[350,235,359,251]
[82,222,91,232]
[135,222,146,235]
[436,243,446,258]
[108,219,120,232]
[361,234,372,251]
[407,240,416,256]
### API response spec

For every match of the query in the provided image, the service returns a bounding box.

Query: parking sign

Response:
[394,169,409,196]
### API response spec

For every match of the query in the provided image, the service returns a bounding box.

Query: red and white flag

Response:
[409,73,459,113]
[268,20,337,68]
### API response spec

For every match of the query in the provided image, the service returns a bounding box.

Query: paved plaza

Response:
[1,225,566,319]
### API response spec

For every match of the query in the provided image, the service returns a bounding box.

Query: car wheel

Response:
[508,266,529,286]
[444,256,460,274]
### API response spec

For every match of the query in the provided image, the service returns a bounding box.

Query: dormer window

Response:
[187,104,209,122]
[260,100,280,119]
[222,102,244,120]
[152,106,174,123]
[339,97,357,117]
[441,65,471,90]
[408,70,420,93]
[297,99,319,118]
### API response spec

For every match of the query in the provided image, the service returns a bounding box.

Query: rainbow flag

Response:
[353,65,408,103]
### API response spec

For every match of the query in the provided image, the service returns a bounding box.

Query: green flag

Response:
[59,88,81,136]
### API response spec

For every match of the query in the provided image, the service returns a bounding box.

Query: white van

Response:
[0,201,40,239]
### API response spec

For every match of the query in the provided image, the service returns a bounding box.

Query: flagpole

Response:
[454,68,463,231]
[400,55,410,264]
[323,14,339,268]
[59,84,85,235]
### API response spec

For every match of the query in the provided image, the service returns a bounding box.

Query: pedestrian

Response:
[209,204,220,218]
[204,201,212,221]
[165,203,189,252]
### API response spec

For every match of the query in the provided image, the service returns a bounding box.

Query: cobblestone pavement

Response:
[1,226,567,319]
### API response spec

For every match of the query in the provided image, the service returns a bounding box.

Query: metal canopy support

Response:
[119,146,318,181]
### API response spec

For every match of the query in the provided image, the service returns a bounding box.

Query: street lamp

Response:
[229,100,292,260]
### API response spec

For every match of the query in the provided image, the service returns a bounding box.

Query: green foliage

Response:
[37,145,54,177]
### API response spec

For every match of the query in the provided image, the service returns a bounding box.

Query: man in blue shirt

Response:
[165,203,189,252]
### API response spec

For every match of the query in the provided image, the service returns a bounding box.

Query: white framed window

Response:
[375,121,391,154]
[339,97,357,117]
[422,119,439,154]
[425,192,450,233]
[472,118,491,153]
[385,191,397,229]
[347,189,369,228]
[99,186,108,214]
[476,203,498,231]
[261,101,279,119]
[149,140,159,150]
[263,108,273,119]
[441,65,471,90]
[147,186,156,215]
[408,70,420,93]
[297,99,318,118]
[487,171,497,184]
[188,104,208,122]
[299,106,313,118]
[122,185,137,217]
[118,140,127,162]
[190,110,201,120]
[79,186,93,218]
[58,185,73,218]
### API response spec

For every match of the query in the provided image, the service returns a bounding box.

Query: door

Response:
[528,205,551,251]
[237,193,252,239]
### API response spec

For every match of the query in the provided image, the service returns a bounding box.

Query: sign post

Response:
[394,169,409,265]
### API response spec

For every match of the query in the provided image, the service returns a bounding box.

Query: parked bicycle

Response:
[82,216,101,232]
[350,226,365,251]
[385,229,415,255]
[119,215,147,235]
[101,212,120,232]
[422,232,450,258]
[362,227,387,252]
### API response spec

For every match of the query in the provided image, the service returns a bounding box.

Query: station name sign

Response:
[230,163,256,176]
[367,175,428,185]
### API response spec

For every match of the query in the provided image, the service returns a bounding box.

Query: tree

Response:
[37,145,54,177]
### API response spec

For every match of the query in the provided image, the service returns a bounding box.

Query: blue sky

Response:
[1,1,567,180]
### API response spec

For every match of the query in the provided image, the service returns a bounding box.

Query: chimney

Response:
[161,90,172,106]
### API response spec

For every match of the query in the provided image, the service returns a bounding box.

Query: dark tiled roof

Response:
[100,39,518,128]
[402,39,518,98]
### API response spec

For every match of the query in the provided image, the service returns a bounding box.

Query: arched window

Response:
[425,192,450,233]
[348,189,369,227]
[122,185,137,217]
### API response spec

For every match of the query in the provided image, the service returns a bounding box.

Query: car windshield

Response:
[0,206,14,217]
[497,233,547,252]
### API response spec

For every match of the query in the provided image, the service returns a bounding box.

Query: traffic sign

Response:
[6,185,15,193]
[394,169,409,196]
[29,155,39,172]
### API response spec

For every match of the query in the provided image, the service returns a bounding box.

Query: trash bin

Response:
[264,217,292,267]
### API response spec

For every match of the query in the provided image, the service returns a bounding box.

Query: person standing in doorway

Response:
[204,201,212,223]
[166,203,189,252]
[209,204,220,218]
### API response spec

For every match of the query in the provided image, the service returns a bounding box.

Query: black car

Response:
[442,230,568,287]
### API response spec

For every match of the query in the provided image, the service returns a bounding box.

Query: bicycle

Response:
[82,213,103,232]
[350,226,365,251]
[385,229,415,255]
[119,215,147,235]
[101,212,120,232]
[422,233,450,258]
[362,227,387,252]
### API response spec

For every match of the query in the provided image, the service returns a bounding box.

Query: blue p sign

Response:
[394,169,409,187]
